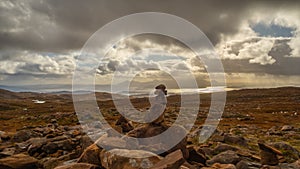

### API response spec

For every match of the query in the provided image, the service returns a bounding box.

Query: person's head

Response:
[155,84,167,95]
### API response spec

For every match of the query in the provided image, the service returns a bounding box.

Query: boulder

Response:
[13,130,39,143]
[288,159,300,168]
[27,137,47,156]
[127,123,188,158]
[54,163,101,169]
[187,146,207,165]
[270,142,300,163]
[211,163,236,169]
[100,149,162,169]
[202,163,236,169]
[0,153,39,169]
[96,134,127,150]
[258,142,282,166]
[281,125,294,131]
[77,144,102,166]
[180,162,199,169]
[116,116,133,133]
[0,131,10,141]
[236,160,261,169]
[223,134,248,147]
[150,149,185,169]
[212,143,239,155]
[80,135,94,150]
[42,142,59,154]
[206,150,241,166]
[0,147,15,157]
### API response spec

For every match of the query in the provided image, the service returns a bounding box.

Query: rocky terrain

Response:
[0,87,300,169]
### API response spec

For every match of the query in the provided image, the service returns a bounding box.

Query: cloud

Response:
[1,0,298,52]
[0,50,75,75]
[1,0,300,87]
[222,38,276,65]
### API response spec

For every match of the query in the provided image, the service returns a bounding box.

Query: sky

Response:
[1,0,300,91]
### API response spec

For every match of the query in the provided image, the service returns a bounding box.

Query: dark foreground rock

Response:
[150,149,185,169]
[54,163,101,169]
[258,142,282,166]
[100,149,162,169]
[0,153,39,169]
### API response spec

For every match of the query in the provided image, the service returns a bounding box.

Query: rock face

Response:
[100,149,162,169]
[150,149,185,169]
[0,153,39,169]
[258,142,282,166]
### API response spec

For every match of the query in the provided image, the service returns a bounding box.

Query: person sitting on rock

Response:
[145,84,167,125]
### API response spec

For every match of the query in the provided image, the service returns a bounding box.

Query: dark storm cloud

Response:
[1,0,299,52]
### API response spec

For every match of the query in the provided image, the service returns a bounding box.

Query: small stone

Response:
[281,125,294,131]
[51,119,58,124]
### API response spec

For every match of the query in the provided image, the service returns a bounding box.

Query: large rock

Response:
[27,137,47,156]
[270,142,300,163]
[80,135,94,150]
[212,143,239,155]
[0,131,10,141]
[150,149,185,169]
[223,134,248,147]
[206,150,241,166]
[236,160,261,169]
[54,163,101,169]
[0,153,39,169]
[258,142,282,166]
[202,163,236,169]
[13,130,39,143]
[100,149,162,169]
[187,146,207,165]
[42,142,59,154]
[77,144,102,166]
[127,124,189,158]
[275,159,300,169]
[116,116,134,133]
[96,134,127,150]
